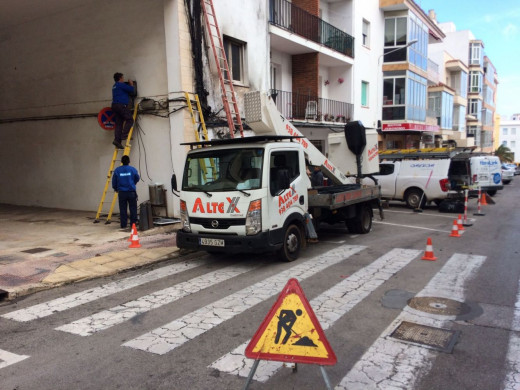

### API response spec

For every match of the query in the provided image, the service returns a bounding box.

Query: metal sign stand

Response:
[242,360,332,390]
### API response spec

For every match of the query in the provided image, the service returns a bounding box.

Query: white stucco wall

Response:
[352,0,384,129]
[0,0,179,215]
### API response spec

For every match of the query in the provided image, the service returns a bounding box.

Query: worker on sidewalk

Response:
[111,72,135,149]
[112,155,140,230]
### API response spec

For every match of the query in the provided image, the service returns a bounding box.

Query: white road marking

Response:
[122,245,366,355]
[56,262,260,336]
[502,278,520,390]
[0,349,29,369]
[2,259,211,322]
[373,220,452,233]
[336,253,486,390]
[209,248,422,382]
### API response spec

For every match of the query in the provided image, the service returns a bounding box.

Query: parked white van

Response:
[371,159,453,208]
[449,154,503,196]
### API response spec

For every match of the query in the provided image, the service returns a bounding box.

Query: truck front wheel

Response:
[277,224,303,262]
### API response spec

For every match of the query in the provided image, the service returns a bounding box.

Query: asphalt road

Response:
[0,179,519,390]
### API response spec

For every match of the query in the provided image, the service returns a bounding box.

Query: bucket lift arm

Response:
[244,91,353,185]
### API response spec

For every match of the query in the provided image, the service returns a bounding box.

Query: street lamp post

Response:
[376,39,418,132]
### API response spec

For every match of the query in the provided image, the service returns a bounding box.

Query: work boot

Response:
[112,140,124,149]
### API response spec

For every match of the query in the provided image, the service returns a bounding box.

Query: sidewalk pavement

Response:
[0,204,184,300]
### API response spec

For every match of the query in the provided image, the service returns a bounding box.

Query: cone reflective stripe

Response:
[421,237,437,261]
[449,219,461,237]
[457,215,465,231]
[129,223,141,248]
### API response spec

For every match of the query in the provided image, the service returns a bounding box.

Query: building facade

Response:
[427,17,499,152]
[499,115,520,163]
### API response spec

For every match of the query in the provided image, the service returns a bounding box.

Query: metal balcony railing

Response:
[269,0,354,58]
[269,89,354,123]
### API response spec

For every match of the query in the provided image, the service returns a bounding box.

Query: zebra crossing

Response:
[2,243,518,389]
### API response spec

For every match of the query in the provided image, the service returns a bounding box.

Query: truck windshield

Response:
[182,148,264,192]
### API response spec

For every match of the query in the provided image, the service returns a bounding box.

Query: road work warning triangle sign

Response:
[245,278,337,365]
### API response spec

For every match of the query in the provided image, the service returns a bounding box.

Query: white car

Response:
[502,164,515,184]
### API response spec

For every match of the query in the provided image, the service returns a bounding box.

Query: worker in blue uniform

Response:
[111,72,135,149]
[112,155,140,229]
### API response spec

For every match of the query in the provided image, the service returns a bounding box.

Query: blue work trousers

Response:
[118,191,138,228]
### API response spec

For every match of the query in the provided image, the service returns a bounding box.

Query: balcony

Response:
[269,0,354,58]
[269,89,354,124]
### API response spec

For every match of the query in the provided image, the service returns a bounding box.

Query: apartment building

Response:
[427,17,498,153]
[499,115,520,163]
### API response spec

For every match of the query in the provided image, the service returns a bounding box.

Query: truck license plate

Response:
[199,238,225,247]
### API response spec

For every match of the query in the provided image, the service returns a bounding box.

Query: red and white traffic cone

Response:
[449,220,461,237]
[421,237,437,261]
[128,223,141,248]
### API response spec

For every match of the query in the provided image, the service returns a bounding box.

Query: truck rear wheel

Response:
[405,188,425,209]
[277,224,302,262]
[346,205,373,234]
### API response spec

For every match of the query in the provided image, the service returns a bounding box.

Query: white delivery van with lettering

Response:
[373,159,452,208]
[448,154,503,196]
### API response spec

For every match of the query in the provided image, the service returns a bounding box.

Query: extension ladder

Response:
[185,92,216,180]
[200,0,244,138]
[94,102,139,224]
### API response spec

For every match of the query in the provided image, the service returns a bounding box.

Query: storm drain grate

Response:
[21,247,51,254]
[389,321,460,353]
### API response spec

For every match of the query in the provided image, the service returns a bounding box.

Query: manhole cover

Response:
[408,296,470,316]
[390,321,459,353]
[21,247,51,254]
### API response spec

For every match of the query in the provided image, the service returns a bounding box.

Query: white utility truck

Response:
[175,91,382,261]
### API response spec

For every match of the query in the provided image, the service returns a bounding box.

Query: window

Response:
[361,81,369,107]
[503,128,508,136]
[362,19,370,47]
[511,128,516,136]
[224,36,246,83]
[512,141,516,148]
[383,76,406,120]
[469,42,483,67]
[384,17,408,62]
[503,140,508,146]
[469,71,482,93]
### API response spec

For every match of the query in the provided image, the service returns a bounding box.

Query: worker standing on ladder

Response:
[112,155,140,230]
[111,72,135,149]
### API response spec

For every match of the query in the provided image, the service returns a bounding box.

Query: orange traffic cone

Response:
[421,237,437,261]
[480,192,488,206]
[457,215,465,231]
[129,223,141,248]
[449,220,461,237]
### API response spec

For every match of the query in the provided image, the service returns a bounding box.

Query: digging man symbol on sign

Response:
[275,309,302,344]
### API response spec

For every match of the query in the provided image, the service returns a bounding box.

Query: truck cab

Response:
[177,137,310,261]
